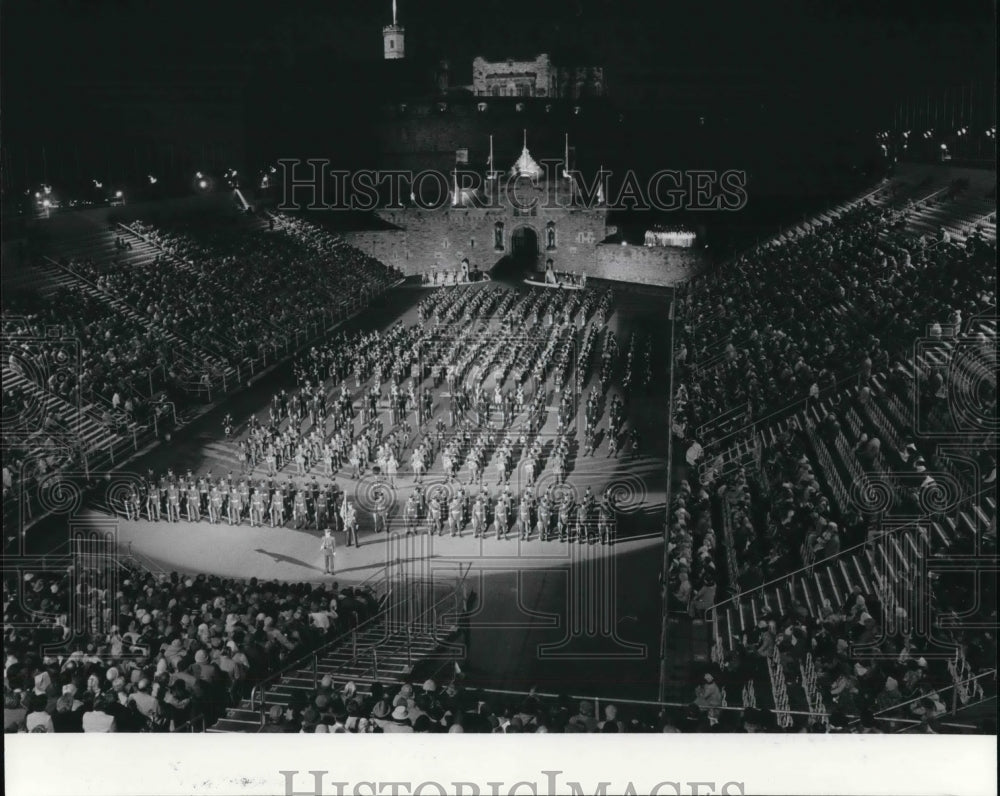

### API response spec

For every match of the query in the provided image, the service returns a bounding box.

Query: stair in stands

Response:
[208,619,460,733]
[1,363,119,455]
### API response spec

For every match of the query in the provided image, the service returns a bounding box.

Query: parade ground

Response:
[26,274,681,699]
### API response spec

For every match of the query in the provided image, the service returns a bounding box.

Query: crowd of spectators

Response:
[674,187,996,448]
[3,562,381,733]
[1,209,402,527]
[667,457,995,733]
[81,213,402,365]
[3,288,173,413]
[666,179,997,732]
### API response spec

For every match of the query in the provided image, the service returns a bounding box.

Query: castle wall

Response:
[592,242,703,287]
[353,201,611,276]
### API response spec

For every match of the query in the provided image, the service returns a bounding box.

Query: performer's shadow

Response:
[253,548,324,571]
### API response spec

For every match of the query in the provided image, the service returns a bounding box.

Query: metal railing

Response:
[469,684,984,732]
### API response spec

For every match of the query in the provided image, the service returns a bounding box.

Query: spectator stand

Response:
[669,166,996,733]
[4,210,404,535]
[214,571,465,732]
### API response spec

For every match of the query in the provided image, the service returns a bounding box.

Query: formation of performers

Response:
[123,469,362,542]
[121,468,617,546]
[119,283,662,549]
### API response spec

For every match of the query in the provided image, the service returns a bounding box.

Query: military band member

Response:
[199,474,211,513]
[537,496,551,541]
[186,482,200,522]
[372,486,389,534]
[448,495,462,537]
[166,481,181,523]
[147,479,161,521]
[576,501,589,544]
[249,488,265,527]
[403,493,419,535]
[429,496,443,536]
[558,494,572,541]
[472,494,486,538]
[238,479,250,520]
[342,498,360,547]
[495,493,509,540]
[315,489,329,529]
[293,486,308,529]
[158,476,169,518]
[270,484,285,527]
[598,502,612,545]
[227,482,241,525]
[125,485,141,521]
[208,484,223,524]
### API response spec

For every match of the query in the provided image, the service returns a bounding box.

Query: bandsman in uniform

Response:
[558,493,573,541]
[472,494,486,538]
[403,493,418,535]
[208,483,223,524]
[270,483,285,527]
[342,497,360,547]
[598,500,613,545]
[429,495,443,536]
[315,488,329,530]
[249,486,265,527]
[166,480,181,523]
[293,485,308,529]
[448,495,462,537]
[238,478,251,521]
[518,495,532,541]
[186,482,200,522]
[576,500,589,544]
[199,473,211,514]
[495,491,509,540]
[146,478,161,521]
[227,481,241,525]
[125,484,141,521]
[537,494,551,541]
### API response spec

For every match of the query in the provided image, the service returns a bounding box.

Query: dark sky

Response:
[1,0,995,185]
[3,0,993,91]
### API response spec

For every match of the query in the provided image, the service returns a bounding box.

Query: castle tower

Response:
[383,0,405,60]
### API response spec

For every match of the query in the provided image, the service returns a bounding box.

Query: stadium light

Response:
[198,179,208,189]
[148,175,158,184]
[115,190,124,198]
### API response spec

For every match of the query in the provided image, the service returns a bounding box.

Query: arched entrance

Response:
[510,225,539,263]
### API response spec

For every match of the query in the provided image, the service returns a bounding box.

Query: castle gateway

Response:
[341,136,702,288]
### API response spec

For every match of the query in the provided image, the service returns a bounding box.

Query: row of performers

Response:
[119,474,618,544]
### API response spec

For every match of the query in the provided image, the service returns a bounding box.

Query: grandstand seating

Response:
[1,209,402,530]
[670,168,997,732]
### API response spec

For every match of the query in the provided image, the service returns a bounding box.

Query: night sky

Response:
[1,0,995,195]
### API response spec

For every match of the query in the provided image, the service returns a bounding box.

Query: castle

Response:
[351,1,702,288]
